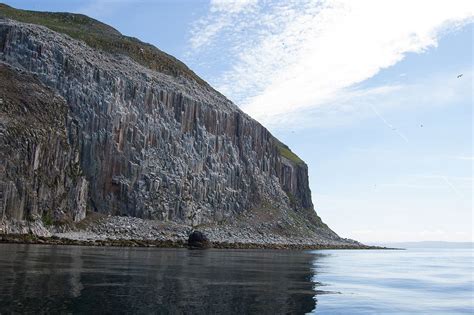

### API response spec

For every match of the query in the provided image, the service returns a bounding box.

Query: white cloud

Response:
[188,0,473,126]
[210,0,258,13]
[189,0,258,50]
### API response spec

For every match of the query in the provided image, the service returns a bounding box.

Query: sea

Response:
[0,244,472,314]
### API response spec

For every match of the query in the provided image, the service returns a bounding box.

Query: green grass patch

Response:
[41,211,53,226]
[274,140,304,165]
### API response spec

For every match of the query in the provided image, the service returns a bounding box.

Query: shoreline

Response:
[0,234,395,250]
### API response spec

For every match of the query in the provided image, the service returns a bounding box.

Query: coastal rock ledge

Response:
[0,5,363,248]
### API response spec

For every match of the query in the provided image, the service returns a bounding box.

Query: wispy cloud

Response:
[368,102,409,143]
[449,155,474,161]
[440,176,464,198]
[188,0,473,126]
[412,174,473,182]
[405,174,472,198]
[189,0,258,51]
[241,69,471,129]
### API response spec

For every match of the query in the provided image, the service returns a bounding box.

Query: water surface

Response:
[314,247,473,314]
[0,244,472,314]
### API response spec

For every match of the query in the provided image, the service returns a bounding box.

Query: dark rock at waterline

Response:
[188,231,210,249]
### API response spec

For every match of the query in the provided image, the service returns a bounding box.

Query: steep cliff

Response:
[0,5,347,245]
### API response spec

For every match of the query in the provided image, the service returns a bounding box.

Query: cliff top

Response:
[0,3,207,86]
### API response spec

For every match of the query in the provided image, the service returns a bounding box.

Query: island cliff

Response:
[0,4,361,248]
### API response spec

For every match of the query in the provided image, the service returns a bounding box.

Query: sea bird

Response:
[457,74,463,78]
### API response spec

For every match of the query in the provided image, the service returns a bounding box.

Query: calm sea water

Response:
[0,244,472,314]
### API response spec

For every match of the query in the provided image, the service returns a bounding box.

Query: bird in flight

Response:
[457,74,463,78]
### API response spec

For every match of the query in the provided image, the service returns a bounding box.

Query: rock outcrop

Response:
[0,5,351,246]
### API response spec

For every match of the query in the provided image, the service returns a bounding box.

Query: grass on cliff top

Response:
[274,140,304,165]
[0,3,207,86]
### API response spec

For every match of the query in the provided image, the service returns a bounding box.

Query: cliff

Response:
[0,4,355,247]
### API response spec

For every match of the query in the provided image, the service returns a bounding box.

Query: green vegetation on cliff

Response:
[275,140,304,165]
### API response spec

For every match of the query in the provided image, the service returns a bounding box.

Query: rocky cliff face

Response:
[0,64,88,235]
[0,5,343,244]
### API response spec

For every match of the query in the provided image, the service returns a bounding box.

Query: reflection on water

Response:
[2,245,471,314]
[0,245,325,314]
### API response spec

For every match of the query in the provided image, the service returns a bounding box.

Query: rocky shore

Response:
[0,233,380,250]
[0,214,381,250]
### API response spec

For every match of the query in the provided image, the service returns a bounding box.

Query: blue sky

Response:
[4,0,472,242]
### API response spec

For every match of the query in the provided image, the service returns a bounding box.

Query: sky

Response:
[4,0,472,243]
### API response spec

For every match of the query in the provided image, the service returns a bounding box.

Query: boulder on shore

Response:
[188,231,210,249]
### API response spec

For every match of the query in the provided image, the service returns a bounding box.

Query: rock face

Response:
[0,64,88,235]
[0,5,343,244]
